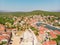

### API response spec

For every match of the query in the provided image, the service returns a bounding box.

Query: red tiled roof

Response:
[43,41,50,45]
[49,31,57,38]
[50,40,56,45]
[38,26,48,31]
[39,26,48,34]
[0,35,10,41]
[0,24,5,31]
[39,30,44,34]
[0,36,5,41]
[50,31,57,38]
[43,40,57,45]
[54,30,60,35]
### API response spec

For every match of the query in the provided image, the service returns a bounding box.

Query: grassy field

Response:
[0,10,60,17]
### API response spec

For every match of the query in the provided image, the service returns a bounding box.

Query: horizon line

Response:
[0,9,60,12]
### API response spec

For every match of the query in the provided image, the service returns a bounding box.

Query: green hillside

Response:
[0,10,60,17]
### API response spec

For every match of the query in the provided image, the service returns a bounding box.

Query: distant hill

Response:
[0,10,60,17]
[56,10,60,12]
[0,10,10,12]
[0,10,4,12]
[0,10,9,12]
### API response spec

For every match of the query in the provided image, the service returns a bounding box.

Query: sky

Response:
[0,0,60,12]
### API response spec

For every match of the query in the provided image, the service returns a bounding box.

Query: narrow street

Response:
[11,31,20,45]
[11,36,20,45]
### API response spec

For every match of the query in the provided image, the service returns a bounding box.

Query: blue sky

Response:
[0,0,60,12]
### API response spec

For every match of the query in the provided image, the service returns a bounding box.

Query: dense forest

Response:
[0,10,60,17]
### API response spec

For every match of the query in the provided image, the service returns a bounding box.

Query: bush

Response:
[52,35,60,45]
[2,41,7,44]
[30,26,39,35]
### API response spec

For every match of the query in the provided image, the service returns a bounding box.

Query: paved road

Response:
[11,29,41,45]
[20,29,41,45]
[36,22,60,30]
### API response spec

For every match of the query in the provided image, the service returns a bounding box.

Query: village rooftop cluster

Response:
[0,15,60,45]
